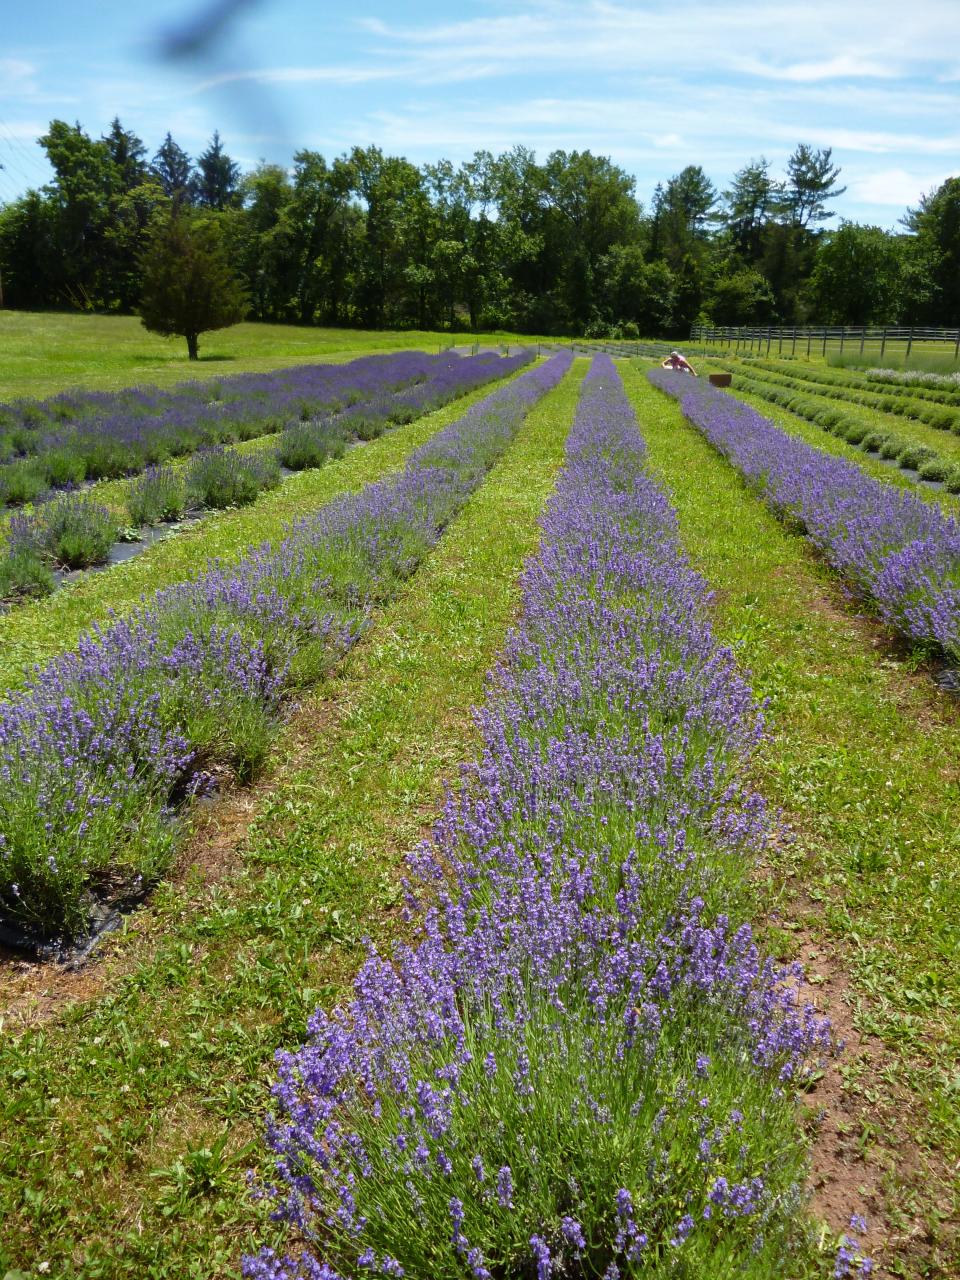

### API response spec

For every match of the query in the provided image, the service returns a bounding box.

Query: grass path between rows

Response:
[0,361,583,1280]
[621,365,959,1280]
[0,366,527,694]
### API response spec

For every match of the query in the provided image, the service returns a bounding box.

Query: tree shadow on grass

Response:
[121,353,238,365]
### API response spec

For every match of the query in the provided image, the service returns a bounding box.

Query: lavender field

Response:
[0,346,954,1280]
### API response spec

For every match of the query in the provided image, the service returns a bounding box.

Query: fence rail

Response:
[691,324,960,363]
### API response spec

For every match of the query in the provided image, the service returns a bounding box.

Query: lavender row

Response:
[0,352,532,601]
[0,351,571,942]
[649,368,960,666]
[246,357,834,1280]
[0,350,488,509]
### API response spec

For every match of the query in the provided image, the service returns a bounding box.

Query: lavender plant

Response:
[7,494,120,570]
[0,350,522,512]
[0,352,570,940]
[0,545,54,601]
[277,421,350,471]
[126,465,188,525]
[650,369,960,666]
[0,459,47,506]
[186,446,282,510]
[245,358,833,1280]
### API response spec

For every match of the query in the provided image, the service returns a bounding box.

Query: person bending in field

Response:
[661,350,698,376]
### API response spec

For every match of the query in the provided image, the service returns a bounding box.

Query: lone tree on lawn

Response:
[138,209,247,359]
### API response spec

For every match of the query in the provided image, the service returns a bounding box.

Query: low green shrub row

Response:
[731,373,960,494]
[736,358,960,420]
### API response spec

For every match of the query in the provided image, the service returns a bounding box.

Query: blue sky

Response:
[2,0,958,227]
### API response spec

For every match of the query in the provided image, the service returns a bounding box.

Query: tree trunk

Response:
[186,332,199,360]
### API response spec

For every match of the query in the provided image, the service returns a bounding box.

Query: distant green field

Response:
[0,311,538,399]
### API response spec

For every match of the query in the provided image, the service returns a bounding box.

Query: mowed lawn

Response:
[0,312,537,399]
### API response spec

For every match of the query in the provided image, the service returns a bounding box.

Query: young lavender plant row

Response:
[649,369,960,667]
[0,350,483,510]
[244,357,843,1280]
[724,369,960,492]
[0,351,571,942]
[0,352,530,602]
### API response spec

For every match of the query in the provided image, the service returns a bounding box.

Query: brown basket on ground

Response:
[709,372,732,388]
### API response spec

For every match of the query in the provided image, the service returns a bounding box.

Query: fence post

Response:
[955,329,960,363]
[806,330,812,357]
[840,329,845,354]
[859,329,866,357]
[792,327,797,356]
[906,327,913,365]
[766,326,772,356]
[822,327,828,357]
[880,329,886,360]
[778,329,783,355]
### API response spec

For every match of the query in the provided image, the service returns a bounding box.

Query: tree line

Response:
[1,117,958,337]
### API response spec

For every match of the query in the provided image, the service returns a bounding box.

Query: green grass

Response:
[621,363,960,1278]
[0,312,538,400]
[0,362,582,1280]
[0,367,527,693]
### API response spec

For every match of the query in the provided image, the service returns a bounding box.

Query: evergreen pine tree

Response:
[102,118,149,192]
[195,130,241,210]
[138,208,248,359]
[152,133,194,204]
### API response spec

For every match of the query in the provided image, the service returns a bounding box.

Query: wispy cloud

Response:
[189,64,399,93]
[352,0,959,84]
[732,54,901,82]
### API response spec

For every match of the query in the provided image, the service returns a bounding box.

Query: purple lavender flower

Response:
[0,351,567,936]
[241,355,832,1280]
[560,1216,586,1255]
[530,1234,552,1279]
[649,367,960,664]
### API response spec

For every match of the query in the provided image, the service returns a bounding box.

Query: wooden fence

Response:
[690,325,960,363]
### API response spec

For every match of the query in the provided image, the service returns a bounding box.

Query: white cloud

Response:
[732,53,901,82]
[0,57,37,87]
[849,167,952,206]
